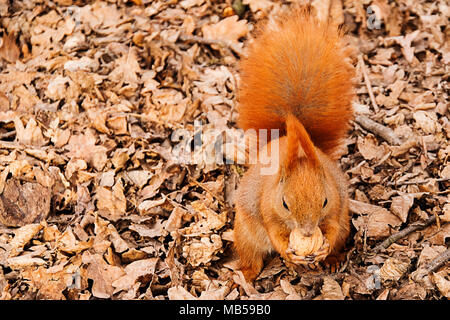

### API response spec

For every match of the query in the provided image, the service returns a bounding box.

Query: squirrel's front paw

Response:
[313,238,331,262]
[285,238,330,265]
[285,249,316,265]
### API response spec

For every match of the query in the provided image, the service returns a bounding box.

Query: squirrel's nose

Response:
[300,223,316,237]
[303,230,313,237]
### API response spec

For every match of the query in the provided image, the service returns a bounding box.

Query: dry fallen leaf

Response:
[9,223,43,257]
[109,47,141,85]
[65,130,108,171]
[0,179,51,227]
[379,258,410,283]
[243,0,274,13]
[280,279,302,300]
[14,117,47,147]
[168,285,197,300]
[182,201,227,235]
[95,180,127,221]
[182,235,223,267]
[413,111,440,134]
[112,258,158,295]
[390,30,420,64]
[22,263,75,299]
[350,200,402,239]
[315,276,345,300]
[202,16,248,45]
[417,245,447,268]
[7,254,47,269]
[430,270,450,298]
[82,251,125,299]
[390,194,414,223]
[56,227,93,255]
[357,135,388,161]
[0,31,20,63]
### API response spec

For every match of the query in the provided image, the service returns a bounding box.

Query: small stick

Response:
[425,248,450,274]
[188,177,227,208]
[354,115,403,146]
[372,215,437,253]
[390,139,417,157]
[179,34,243,57]
[387,177,450,187]
[358,55,379,113]
[0,131,15,139]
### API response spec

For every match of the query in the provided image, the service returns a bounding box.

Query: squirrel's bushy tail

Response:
[237,8,355,157]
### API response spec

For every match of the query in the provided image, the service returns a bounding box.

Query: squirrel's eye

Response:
[323,198,328,208]
[282,197,289,211]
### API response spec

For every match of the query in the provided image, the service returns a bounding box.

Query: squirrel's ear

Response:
[284,115,319,169]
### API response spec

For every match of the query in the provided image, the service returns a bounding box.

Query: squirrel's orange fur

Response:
[233,8,355,282]
[237,8,354,157]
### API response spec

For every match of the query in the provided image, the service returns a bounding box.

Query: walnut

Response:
[288,227,324,256]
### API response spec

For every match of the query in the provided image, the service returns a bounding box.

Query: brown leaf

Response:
[311,0,331,22]
[280,279,302,299]
[112,258,158,294]
[129,220,167,238]
[95,180,127,222]
[202,16,248,44]
[0,179,51,227]
[7,255,47,269]
[82,251,125,299]
[182,201,227,235]
[107,115,128,135]
[167,285,197,300]
[0,31,20,63]
[9,223,43,257]
[379,258,410,283]
[390,194,414,223]
[110,47,141,85]
[56,227,93,254]
[366,209,402,239]
[165,207,187,233]
[14,117,46,147]
[22,264,74,299]
[357,135,387,161]
[182,235,222,267]
[413,110,440,134]
[430,271,450,298]
[390,30,420,64]
[87,108,110,134]
[137,198,166,215]
[242,0,274,13]
[65,130,108,170]
[315,276,345,300]
[417,245,447,268]
[350,199,402,238]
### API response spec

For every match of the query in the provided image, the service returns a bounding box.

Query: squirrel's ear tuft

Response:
[284,115,319,169]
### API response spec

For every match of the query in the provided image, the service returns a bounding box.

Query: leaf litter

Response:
[0,0,448,300]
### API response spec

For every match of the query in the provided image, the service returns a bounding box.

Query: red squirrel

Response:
[233,8,355,282]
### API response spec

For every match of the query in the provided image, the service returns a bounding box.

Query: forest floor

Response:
[0,0,448,300]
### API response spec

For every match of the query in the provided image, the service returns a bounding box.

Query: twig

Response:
[179,34,244,57]
[387,177,450,187]
[188,177,227,208]
[425,248,450,274]
[390,139,417,157]
[0,131,15,139]
[372,215,437,253]
[358,55,379,113]
[354,115,403,146]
